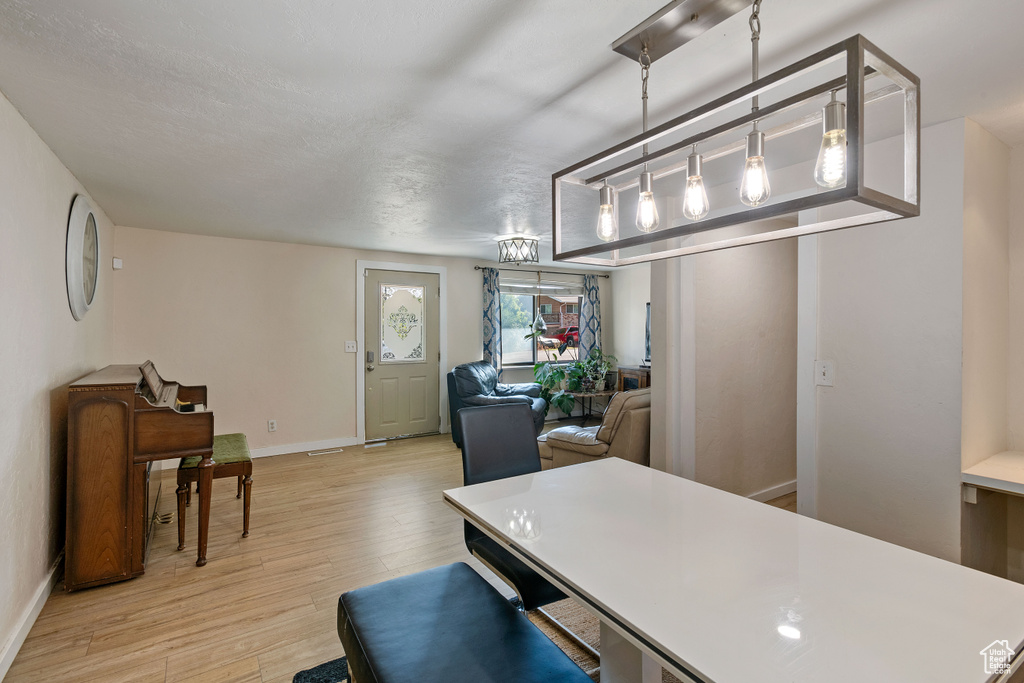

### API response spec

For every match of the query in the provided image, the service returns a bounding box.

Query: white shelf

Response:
[963,450,1024,497]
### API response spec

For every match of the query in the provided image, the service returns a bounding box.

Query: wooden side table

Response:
[617,365,651,392]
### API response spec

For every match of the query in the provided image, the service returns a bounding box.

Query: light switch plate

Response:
[814,360,835,387]
[345,341,358,353]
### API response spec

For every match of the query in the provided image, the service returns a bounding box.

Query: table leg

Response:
[196,456,214,566]
[599,622,661,683]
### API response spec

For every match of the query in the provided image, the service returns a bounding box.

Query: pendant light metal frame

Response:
[551,34,920,266]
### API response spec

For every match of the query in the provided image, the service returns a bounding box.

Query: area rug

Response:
[293,656,347,683]
[532,598,684,683]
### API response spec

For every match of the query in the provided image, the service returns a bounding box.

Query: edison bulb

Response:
[682,151,709,220]
[596,185,617,242]
[740,129,771,207]
[740,156,770,207]
[635,171,660,233]
[683,177,709,220]
[814,94,848,189]
[814,130,847,188]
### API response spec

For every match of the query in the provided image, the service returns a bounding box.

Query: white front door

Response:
[364,269,441,440]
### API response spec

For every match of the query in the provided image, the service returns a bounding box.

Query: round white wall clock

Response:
[66,195,99,321]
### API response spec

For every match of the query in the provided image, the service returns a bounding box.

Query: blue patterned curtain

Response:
[579,274,601,360]
[482,267,502,371]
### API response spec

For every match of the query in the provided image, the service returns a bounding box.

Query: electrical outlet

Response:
[814,360,835,387]
[345,341,358,353]
[268,419,277,432]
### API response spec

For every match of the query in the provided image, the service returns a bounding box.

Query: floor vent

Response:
[307,447,344,457]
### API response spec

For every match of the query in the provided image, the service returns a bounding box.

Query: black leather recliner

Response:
[447,361,546,447]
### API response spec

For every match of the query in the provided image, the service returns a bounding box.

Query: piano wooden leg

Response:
[242,475,252,538]
[196,457,214,567]
[176,483,187,551]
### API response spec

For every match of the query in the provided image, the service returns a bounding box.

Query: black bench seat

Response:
[337,562,593,683]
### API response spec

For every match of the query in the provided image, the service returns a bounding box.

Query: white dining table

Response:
[443,457,1024,683]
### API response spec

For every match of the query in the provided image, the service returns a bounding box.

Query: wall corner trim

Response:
[0,551,64,680]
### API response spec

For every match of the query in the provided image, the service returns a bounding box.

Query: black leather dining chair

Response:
[457,403,566,612]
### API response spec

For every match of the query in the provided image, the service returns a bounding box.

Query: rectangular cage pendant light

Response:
[552,35,920,266]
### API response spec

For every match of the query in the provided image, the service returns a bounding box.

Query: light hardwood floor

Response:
[7,434,796,683]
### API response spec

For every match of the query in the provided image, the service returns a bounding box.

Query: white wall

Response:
[1008,145,1024,450]
[0,91,114,676]
[961,119,1010,470]
[648,229,798,496]
[695,237,797,497]
[112,227,491,450]
[610,263,651,367]
[814,119,966,562]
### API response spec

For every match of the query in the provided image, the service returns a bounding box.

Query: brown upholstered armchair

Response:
[537,388,651,469]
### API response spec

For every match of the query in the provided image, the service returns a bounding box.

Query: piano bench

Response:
[176,433,253,552]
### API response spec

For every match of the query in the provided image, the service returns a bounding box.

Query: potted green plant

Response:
[584,349,617,391]
[525,325,578,415]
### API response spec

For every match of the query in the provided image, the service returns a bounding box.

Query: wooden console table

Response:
[617,365,651,392]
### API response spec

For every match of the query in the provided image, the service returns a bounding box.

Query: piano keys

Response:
[66,361,215,591]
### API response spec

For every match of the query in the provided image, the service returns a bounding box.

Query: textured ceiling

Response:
[1,0,1023,263]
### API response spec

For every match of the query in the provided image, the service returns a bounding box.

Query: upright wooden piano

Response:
[66,361,215,591]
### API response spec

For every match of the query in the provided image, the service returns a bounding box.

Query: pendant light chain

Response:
[639,46,651,157]
[750,0,762,115]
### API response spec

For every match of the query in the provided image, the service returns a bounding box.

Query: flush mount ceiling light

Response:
[497,235,540,265]
[553,0,919,266]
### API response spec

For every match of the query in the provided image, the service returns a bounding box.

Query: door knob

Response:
[366,364,375,372]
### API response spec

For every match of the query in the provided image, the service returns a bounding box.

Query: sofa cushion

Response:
[536,433,552,465]
[597,388,652,444]
[180,433,250,469]
[544,425,608,457]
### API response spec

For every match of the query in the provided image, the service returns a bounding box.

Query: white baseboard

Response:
[747,479,797,503]
[249,436,363,459]
[0,552,63,681]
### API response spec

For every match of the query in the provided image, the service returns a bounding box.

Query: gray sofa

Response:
[446,361,546,447]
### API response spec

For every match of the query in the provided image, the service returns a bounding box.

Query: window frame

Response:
[498,292,584,368]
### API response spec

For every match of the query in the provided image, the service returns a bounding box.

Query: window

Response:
[499,293,582,366]
[500,293,534,365]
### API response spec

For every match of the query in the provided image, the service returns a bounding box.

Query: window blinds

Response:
[498,271,584,297]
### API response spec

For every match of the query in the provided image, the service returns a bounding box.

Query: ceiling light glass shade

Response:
[739,130,770,207]
[814,94,848,189]
[551,36,920,267]
[635,171,660,233]
[596,184,618,242]
[682,151,709,220]
[497,236,539,265]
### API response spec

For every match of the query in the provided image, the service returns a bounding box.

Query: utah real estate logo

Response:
[980,640,1015,675]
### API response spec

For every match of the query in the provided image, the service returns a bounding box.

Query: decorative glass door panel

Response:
[380,284,425,363]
